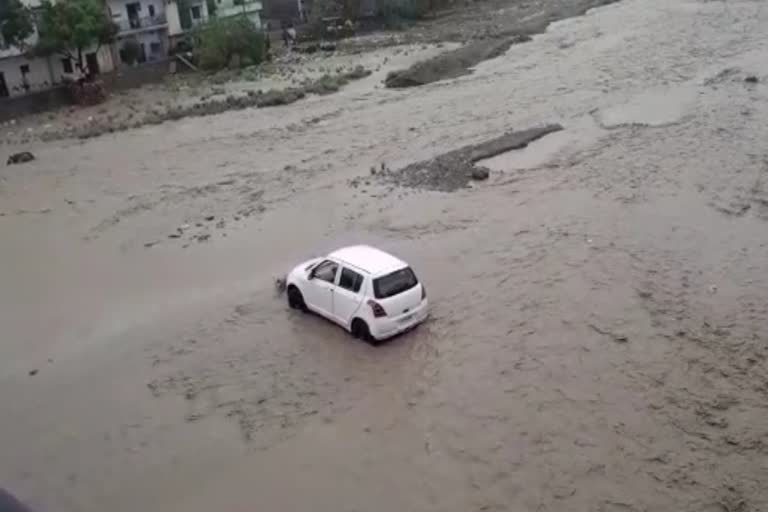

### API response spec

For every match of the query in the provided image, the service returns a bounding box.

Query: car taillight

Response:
[421,285,427,300]
[367,299,387,318]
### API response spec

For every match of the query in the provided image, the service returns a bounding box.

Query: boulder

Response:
[471,167,490,181]
[7,152,35,165]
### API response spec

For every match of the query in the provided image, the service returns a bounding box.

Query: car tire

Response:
[287,286,307,312]
[351,318,376,345]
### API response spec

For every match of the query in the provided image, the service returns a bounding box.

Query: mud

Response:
[385,35,531,88]
[371,124,563,191]
[0,46,445,146]
[69,67,372,141]
[383,0,620,87]
[2,0,768,511]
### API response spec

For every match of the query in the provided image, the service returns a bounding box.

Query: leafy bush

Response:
[193,17,265,71]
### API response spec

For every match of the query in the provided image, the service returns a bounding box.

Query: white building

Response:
[215,0,263,28]
[1,0,265,97]
[167,0,210,41]
[108,0,211,64]
[0,0,114,98]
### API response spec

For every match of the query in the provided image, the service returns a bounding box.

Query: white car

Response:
[286,245,429,343]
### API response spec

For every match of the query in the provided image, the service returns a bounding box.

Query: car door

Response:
[304,259,338,319]
[333,267,366,327]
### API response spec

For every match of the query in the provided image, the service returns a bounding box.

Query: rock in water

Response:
[744,75,759,83]
[471,167,490,181]
[7,152,35,165]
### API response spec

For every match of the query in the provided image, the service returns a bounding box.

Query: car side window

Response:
[313,260,338,283]
[338,267,363,293]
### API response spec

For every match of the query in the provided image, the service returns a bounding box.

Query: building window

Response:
[150,42,161,54]
[20,64,30,75]
[61,58,74,74]
[190,5,201,19]
[148,4,155,16]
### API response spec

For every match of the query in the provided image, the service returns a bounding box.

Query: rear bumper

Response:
[370,299,429,341]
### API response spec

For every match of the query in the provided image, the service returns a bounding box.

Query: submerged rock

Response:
[7,152,35,165]
[471,167,490,181]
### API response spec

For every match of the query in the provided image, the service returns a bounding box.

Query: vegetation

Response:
[193,17,266,71]
[35,0,118,74]
[0,0,34,48]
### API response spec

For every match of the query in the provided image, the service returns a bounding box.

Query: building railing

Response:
[117,14,168,32]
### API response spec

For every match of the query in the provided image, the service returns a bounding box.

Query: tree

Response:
[35,0,118,74]
[0,0,34,48]
[193,17,265,70]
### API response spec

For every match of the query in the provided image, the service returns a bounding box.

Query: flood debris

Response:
[72,67,371,141]
[7,152,35,165]
[589,323,629,343]
[744,75,759,84]
[385,36,531,88]
[274,276,287,295]
[378,124,563,191]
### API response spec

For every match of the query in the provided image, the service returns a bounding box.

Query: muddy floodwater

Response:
[2,0,768,510]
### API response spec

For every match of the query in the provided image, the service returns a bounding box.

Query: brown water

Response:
[2,0,768,510]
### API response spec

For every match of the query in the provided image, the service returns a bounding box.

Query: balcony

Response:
[116,14,168,34]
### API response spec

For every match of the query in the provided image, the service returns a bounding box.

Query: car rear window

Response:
[373,267,418,299]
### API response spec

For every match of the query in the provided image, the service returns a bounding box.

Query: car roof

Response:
[328,245,408,276]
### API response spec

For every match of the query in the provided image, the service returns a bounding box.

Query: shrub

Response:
[193,17,266,71]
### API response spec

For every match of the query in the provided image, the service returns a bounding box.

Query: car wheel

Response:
[351,318,376,345]
[287,286,307,311]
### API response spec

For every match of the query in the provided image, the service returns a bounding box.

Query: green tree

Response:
[35,0,118,73]
[0,0,34,48]
[193,17,265,70]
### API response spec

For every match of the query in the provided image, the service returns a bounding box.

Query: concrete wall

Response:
[167,1,184,36]
[0,55,56,98]
[0,87,69,122]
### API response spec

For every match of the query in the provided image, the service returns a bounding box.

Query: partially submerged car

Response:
[286,245,428,343]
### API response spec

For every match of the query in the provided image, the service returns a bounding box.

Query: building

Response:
[0,0,114,99]
[167,0,211,42]
[214,0,263,27]
[108,0,226,65]
[108,0,210,65]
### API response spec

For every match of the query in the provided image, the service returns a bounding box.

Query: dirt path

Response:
[2,0,768,511]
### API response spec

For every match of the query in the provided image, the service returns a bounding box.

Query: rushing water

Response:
[2,0,768,510]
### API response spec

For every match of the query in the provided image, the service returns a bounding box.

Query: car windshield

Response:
[373,267,418,299]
